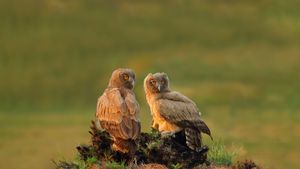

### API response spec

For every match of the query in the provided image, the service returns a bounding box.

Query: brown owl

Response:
[144,72,212,151]
[96,68,141,154]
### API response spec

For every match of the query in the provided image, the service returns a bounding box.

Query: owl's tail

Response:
[185,128,202,151]
[185,128,210,153]
[112,138,137,155]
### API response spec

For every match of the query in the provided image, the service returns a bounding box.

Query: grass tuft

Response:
[170,163,183,169]
[208,139,236,166]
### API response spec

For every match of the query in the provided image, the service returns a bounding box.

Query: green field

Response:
[1,0,300,169]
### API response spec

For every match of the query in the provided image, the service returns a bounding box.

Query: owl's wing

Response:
[96,88,140,140]
[124,90,141,139]
[157,91,212,138]
[96,88,125,124]
[124,90,140,121]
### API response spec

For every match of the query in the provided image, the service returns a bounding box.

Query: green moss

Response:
[170,163,183,169]
[105,161,126,169]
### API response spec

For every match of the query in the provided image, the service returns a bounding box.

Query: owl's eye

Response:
[123,74,129,81]
[161,80,165,85]
[150,79,156,85]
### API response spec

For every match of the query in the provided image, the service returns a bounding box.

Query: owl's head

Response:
[108,68,136,89]
[144,72,170,94]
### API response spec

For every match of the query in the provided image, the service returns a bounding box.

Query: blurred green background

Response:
[0,0,300,169]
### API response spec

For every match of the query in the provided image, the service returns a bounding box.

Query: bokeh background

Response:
[1,0,300,169]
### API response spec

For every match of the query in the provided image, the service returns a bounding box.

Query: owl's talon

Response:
[196,145,209,153]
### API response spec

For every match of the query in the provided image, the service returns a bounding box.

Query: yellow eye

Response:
[123,74,129,80]
[150,79,156,85]
[161,80,165,84]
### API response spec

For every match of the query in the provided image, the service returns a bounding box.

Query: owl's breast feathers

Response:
[148,94,181,132]
[96,88,140,140]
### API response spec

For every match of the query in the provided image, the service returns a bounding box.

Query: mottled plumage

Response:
[144,72,212,151]
[96,68,140,154]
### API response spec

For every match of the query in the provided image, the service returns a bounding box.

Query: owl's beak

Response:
[157,84,161,92]
[129,77,135,87]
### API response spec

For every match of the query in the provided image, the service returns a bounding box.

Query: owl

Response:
[144,72,212,151]
[96,68,141,154]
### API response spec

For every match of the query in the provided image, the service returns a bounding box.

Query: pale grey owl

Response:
[96,68,140,154]
[144,72,212,151]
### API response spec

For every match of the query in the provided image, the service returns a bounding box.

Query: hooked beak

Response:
[157,84,161,92]
[128,77,135,89]
[131,79,135,88]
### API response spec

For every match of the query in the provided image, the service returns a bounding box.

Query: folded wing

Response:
[96,88,140,140]
[157,91,212,138]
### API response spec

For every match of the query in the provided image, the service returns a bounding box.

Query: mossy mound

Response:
[55,121,209,169]
[136,131,208,168]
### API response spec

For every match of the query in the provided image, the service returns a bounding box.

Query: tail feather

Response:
[185,128,202,151]
[112,138,136,155]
